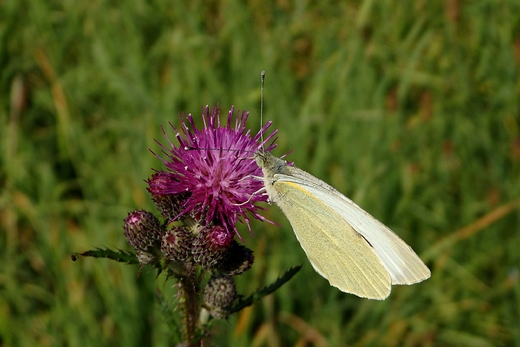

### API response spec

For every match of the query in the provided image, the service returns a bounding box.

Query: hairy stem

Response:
[178,273,201,347]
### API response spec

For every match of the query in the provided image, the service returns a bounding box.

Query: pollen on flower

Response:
[150,105,278,239]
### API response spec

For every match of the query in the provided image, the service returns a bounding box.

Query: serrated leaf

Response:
[70,248,139,264]
[229,265,302,314]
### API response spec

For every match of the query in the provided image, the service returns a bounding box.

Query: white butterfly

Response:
[254,150,431,300]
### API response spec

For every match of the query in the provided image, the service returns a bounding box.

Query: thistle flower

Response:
[150,105,277,238]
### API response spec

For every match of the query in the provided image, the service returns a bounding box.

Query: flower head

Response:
[149,105,277,238]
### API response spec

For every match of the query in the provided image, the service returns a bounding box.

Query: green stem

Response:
[178,274,201,347]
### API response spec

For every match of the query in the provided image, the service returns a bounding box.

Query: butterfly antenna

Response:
[260,70,265,149]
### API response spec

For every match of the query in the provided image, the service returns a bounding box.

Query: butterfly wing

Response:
[281,167,431,285]
[273,178,392,300]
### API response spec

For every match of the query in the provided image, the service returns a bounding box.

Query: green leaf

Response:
[70,248,139,264]
[229,265,302,314]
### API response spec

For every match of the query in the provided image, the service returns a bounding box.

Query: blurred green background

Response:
[1,0,520,346]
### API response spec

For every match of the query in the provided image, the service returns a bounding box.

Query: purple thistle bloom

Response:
[150,105,277,238]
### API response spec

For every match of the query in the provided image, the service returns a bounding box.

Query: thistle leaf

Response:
[70,248,139,264]
[229,265,302,314]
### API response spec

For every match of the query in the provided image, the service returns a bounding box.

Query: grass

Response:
[1,0,520,346]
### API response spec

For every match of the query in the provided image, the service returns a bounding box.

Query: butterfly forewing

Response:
[273,179,392,299]
[284,166,431,285]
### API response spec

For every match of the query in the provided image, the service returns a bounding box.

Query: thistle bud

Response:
[123,210,162,252]
[136,250,155,265]
[204,275,236,319]
[146,172,191,220]
[161,226,194,262]
[192,225,233,269]
[208,225,234,248]
[217,240,254,276]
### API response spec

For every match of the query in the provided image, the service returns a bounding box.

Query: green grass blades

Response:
[1,0,520,346]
